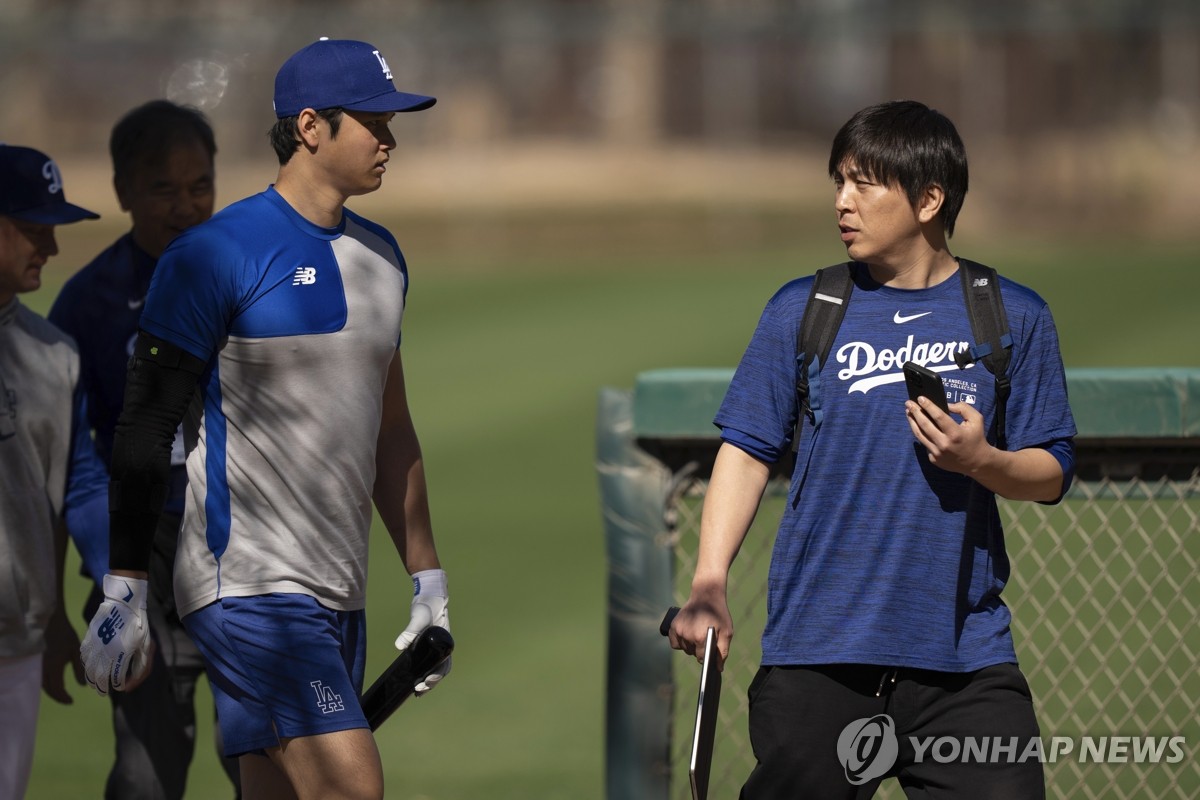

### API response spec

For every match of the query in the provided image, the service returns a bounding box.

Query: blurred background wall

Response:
[2,0,1198,238]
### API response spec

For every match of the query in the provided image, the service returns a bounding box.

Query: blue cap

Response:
[273,38,436,118]
[0,144,99,224]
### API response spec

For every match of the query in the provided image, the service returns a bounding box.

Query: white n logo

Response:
[372,50,393,80]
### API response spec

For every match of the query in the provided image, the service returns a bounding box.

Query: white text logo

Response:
[837,715,1189,785]
[909,735,1187,766]
[293,266,317,286]
[836,335,968,394]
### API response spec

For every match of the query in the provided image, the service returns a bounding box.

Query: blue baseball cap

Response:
[0,144,99,224]
[273,38,436,118]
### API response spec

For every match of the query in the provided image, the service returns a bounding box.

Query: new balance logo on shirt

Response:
[293,266,317,286]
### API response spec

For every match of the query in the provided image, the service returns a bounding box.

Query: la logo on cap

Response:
[373,51,392,80]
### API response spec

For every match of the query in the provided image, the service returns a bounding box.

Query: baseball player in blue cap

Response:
[80,39,448,800]
[0,143,103,800]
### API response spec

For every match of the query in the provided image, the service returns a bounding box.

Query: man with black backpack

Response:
[666,100,1077,798]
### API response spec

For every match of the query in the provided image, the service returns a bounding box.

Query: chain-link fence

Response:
[598,370,1200,800]
[661,470,1200,800]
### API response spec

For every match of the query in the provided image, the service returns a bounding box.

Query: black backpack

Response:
[793,259,1013,451]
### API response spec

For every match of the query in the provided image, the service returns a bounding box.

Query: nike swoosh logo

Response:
[127,297,145,310]
[893,311,932,324]
[121,582,134,603]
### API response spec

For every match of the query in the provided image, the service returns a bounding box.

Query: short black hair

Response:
[828,100,969,237]
[268,108,343,165]
[110,100,216,188]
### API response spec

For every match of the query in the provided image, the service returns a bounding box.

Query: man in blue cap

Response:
[0,143,102,799]
[80,39,450,800]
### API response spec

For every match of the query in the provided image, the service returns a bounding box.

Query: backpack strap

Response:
[793,263,854,452]
[954,259,1013,449]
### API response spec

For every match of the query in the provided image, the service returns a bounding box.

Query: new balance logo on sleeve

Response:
[293,266,317,285]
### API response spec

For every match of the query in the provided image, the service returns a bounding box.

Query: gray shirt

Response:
[0,298,78,658]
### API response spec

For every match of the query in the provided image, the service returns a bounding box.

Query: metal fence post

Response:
[596,387,676,800]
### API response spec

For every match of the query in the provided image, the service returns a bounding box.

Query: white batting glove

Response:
[395,568,451,695]
[80,574,151,695]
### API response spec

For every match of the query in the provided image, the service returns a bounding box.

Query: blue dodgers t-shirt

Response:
[716,262,1076,672]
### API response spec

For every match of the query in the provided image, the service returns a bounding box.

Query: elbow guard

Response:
[108,332,205,571]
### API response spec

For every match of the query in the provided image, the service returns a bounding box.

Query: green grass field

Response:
[19,208,1199,799]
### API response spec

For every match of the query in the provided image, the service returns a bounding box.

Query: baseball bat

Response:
[661,606,680,636]
[361,625,454,731]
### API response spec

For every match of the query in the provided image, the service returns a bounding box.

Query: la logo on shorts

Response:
[310,680,344,714]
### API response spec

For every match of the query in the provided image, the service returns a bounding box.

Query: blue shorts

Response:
[182,593,368,757]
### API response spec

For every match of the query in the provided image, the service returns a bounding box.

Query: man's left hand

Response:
[906,398,993,475]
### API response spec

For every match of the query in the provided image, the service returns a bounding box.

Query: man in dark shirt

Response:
[49,99,240,800]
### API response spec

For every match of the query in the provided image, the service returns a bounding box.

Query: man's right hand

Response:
[667,590,734,670]
[80,574,152,695]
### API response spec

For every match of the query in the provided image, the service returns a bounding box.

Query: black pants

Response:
[740,663,1046,800]
[84,513,242,800]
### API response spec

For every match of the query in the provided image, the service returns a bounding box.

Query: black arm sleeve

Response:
[108,331,206,572]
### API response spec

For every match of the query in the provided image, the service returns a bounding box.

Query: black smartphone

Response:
[903,361,951,414]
